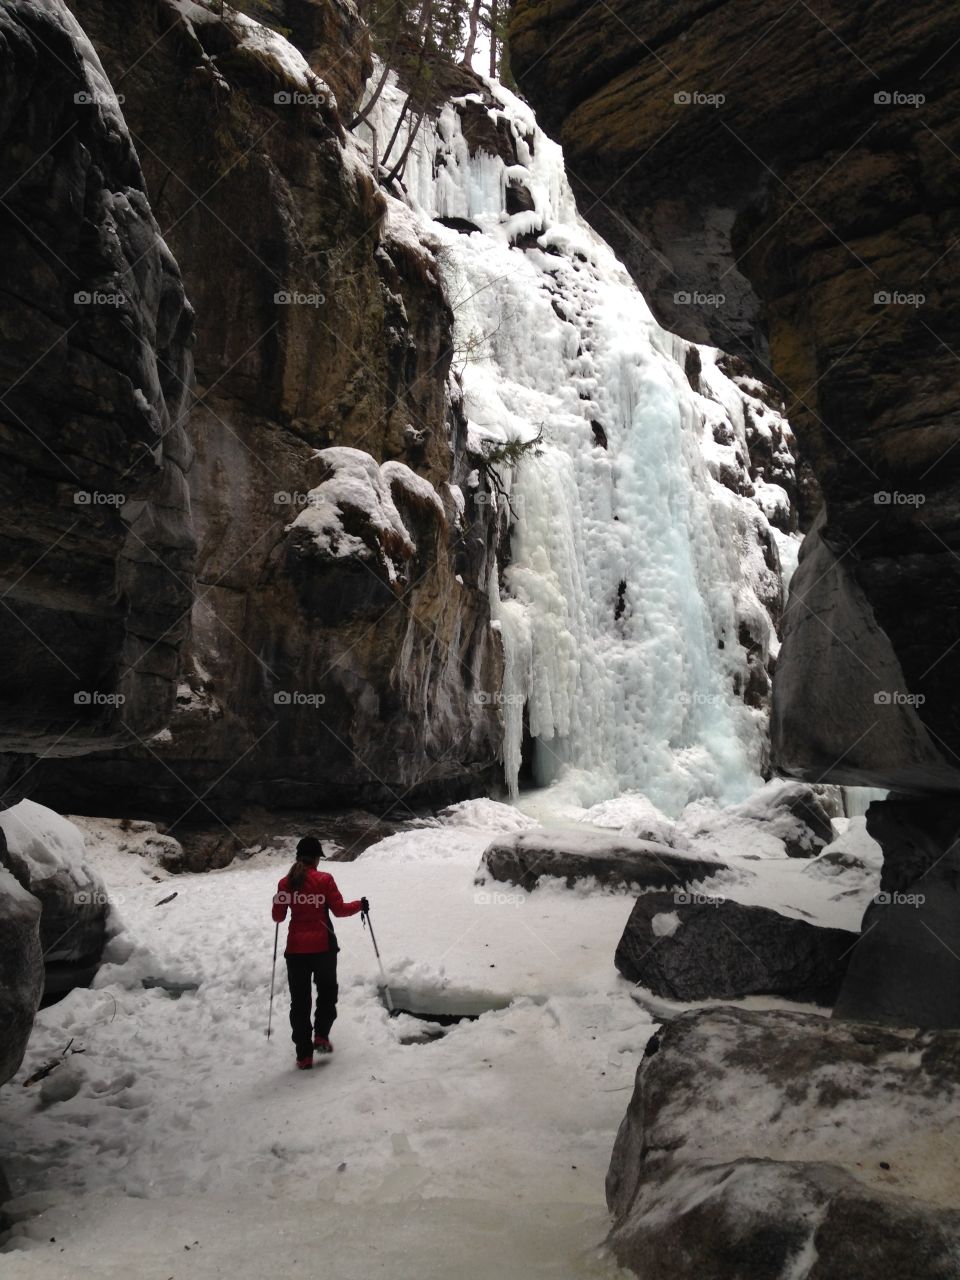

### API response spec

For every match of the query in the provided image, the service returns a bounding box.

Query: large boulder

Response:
[615,892,857,1003]
[833,793,960,1029]
[0,868,43,1087]
[478,829,726,894]
[607,1007,960,1278]
[679,778,836,860]
[0,800,108,1000]
[509,0,960,793]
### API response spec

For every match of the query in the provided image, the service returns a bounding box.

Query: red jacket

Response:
[272,867,362,954]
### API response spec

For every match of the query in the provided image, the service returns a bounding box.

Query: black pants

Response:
[285,951,339,1057]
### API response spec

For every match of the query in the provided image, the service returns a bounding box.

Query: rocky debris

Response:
[31,0,503,816]
[833,793,960,1029]
[615,892,857,1003]
[0,868,43,1087]
[509,0,960,793]
[0,0,195,766]
[678,779,837,861]
[0,801,108,1000]
[606,1007,960,1278]
[478,829,725,894]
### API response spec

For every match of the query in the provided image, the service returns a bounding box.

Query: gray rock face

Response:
[0,801,107,1000]
[28,0,503,819]
[0,869,43,1087]
[772,517,958,791]
[478,829,725,894]
[607,1007,960,1279]
[833,793,960,1029]
[615,893,856,1003]
[0,0,195,767]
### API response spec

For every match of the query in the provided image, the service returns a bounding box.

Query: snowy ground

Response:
[0,798,881,1278]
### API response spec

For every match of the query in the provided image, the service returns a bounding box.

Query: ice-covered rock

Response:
[478,829,724,893]
[606,1007,960,1278]
[679,778,837,861]
[0,801,108,998]
[615,892,856,1003]
[0,867,43,1087]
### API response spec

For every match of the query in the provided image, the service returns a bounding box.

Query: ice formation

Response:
[357,73,799,816]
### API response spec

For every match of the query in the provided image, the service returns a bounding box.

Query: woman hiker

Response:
[271,836,368,1070]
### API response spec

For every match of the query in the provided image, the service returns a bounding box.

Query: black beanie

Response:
[296,836,323,862]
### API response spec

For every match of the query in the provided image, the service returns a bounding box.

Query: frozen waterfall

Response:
[358,73,798,817]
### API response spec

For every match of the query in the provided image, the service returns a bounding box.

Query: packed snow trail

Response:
[359,73,797,816]
[0,801,883,1278]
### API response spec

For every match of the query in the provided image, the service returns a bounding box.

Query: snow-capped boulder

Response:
[0,801,108,999]
[679,779,837,860]
[606,1007,960,1278]
[0,867,43,1087]
[478,829,724,893]
[615,892,856,1003]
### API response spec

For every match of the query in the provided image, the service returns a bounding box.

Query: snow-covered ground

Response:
[0,799,881,1278]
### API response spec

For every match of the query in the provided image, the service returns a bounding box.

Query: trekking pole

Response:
[362,909,394,1012]
[266,922,279,1040]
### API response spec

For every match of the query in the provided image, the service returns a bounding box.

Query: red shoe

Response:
[313,1036,333,1054]
[296,1054,314,1070]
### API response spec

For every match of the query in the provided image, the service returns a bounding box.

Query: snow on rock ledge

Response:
[606,1007,960,1278]
[478,829,726,894]
[287,447,446,585]
[0,801,109,998]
